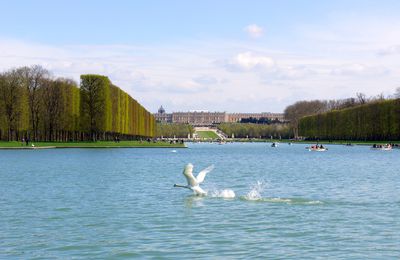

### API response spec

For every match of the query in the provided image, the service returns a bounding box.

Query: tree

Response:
[41,79,63,141]
[21,65,50,141]
[0,69,28,141]
[284,100,327,138]
[80,75,111,141]
[299,99,400,141]
[356,92,367,104]
[394,87,400,99]
[0,66,155,141]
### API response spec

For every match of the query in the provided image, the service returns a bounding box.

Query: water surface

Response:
[1,143,399,259]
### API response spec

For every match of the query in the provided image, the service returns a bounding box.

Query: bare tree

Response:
[394,87,400,99]
[41,78,62,141]
[21,65,50,141]
[376,92,386,101]
[356,92,367,104]
[284,100,327,138]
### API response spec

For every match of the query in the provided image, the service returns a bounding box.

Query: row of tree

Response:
[155,123,194,138]
[0,65,155,141]
[217,123,291,139]
[284,92,399,138]
[239,117,283,124]
[298,99,400,141]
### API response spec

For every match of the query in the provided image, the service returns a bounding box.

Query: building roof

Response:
[158,105,165,114]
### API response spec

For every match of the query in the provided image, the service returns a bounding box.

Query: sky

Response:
[1,0,400,113]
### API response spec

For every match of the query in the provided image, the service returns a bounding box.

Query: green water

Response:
[1,143,399,259]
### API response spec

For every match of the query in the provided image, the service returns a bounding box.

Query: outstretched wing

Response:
[183,167,198,186]
[196,165,214,184]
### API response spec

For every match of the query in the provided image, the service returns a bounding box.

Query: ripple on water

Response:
[1,143,399,259]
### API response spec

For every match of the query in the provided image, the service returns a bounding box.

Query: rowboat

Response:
[370,144,392,151]
[308,147,327,152]
[306,145,328,152]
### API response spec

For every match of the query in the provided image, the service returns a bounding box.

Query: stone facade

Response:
[228,112,284,122]
[154,106,285,125]
[172,111,228,125]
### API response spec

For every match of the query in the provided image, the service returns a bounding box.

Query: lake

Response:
[1,143,399,259]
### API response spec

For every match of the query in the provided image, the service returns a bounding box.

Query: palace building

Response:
[154,106,284,126]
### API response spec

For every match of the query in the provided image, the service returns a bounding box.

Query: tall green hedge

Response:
[0,69,154,141]
[79,74,155,140]
[299,99,400,141]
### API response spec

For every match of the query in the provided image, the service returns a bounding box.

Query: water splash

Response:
[244,181,266,200]
[210,189,236,199]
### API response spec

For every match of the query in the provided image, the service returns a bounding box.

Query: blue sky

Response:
[1,1,400,112]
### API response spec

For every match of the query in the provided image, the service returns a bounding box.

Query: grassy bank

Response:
[0,140,186,149]
[196,131,220,139]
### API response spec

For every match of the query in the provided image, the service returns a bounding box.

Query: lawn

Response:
[196,131,220,139]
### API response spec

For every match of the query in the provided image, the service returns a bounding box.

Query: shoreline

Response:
[0,146,187,149]
[0,141,187,149]
[186,139,400,146]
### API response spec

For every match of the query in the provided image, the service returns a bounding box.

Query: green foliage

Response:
[79,74,155,140]
[155,123,193,138]
[79,74,111,134]
[0,67,154,141]
[217,123,291,139]
[299,99,400,141]
[0,68,29,140]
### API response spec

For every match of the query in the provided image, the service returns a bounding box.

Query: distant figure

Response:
[25,137,29,146]
[21,137,25,146]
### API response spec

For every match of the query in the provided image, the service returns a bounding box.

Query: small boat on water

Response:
[370,144,392,151]
[306,145,328,152]
[308,147,327,152]
[271,142,279,147]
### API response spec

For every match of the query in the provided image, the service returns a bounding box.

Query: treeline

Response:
[240,117,283,124]
[284,92,398,138]
[0,65,155,141]
[299,99,400,141]
[155,123,194,138]
[217,123,291,139]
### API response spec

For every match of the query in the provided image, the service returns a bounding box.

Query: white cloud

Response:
[244,24,264,38]
[1,16,400,115]
[224,52,275,71]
